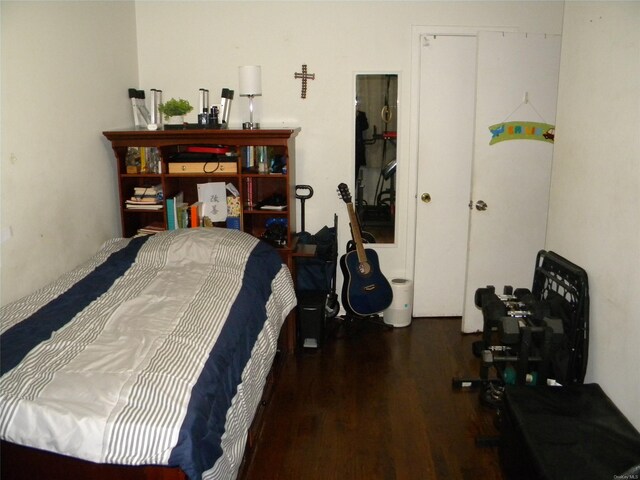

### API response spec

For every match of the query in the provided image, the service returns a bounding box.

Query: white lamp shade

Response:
[239,65,262,96]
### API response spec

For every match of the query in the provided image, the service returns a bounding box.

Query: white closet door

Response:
[462,32,562,332]
[413,35,476,317]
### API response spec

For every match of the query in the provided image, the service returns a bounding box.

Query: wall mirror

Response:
[355,73,398,244]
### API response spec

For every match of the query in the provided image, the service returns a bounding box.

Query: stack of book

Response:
[166,192,205,229]
[125,184,163,210]
[137,221,165,235]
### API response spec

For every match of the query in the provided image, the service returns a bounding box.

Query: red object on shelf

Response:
[185,146,229,154]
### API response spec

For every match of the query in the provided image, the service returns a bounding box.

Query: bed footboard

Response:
[0,441,186,480]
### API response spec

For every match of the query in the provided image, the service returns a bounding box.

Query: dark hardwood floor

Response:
[242,317,506,480]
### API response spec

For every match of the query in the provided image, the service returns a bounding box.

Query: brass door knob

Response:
[421,193,432,203]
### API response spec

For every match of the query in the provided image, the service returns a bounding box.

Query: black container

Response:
[297,291,326,349]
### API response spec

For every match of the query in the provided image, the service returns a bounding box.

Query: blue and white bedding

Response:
[0,228,296,480]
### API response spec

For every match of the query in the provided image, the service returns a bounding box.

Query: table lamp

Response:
[239,65,262,130]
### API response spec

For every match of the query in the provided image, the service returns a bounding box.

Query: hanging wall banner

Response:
[489,121,555,145]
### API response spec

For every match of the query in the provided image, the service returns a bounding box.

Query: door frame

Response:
[407,25,518,317]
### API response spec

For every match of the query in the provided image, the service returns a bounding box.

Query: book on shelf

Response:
[240,146,269,173]
[140,147,147,173]
[125,202,163,210]
[176,203,191,229]
[166,191,184,230]
[165,197,204,229]
[166,198,175,230]
[137,222,165,235]
[127,198,161,205]
[190,202,203,228]
[133,184,162,198]
[243,146,255,170]
[244,178,254,208]
[126,183,163,210]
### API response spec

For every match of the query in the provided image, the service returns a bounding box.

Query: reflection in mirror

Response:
[355,74,398,244]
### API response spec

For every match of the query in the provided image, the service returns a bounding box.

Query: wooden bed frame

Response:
[1,317,292,480]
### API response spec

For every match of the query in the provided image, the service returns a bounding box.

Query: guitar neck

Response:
[345,202,368,264]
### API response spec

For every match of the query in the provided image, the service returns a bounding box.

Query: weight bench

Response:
[500,383,640,480]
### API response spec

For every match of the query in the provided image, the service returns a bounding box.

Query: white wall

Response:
[547,2,640,428]
[0,1,138,304]
[134,0,563,285]
[0,1,562,305]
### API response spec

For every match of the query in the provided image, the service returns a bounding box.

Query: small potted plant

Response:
[159,98,193,125]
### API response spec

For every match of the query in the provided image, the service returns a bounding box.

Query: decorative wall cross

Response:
[294,64,315,99]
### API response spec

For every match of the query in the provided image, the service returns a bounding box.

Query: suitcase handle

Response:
[295,185,314,200]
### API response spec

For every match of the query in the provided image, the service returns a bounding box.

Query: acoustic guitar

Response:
[337,183,393,316]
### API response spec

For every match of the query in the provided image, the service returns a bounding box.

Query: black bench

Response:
[501,383,640,480]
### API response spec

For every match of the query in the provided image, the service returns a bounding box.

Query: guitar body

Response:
[340,248,393,316]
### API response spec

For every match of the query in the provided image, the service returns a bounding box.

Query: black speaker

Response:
[297,291,326,349]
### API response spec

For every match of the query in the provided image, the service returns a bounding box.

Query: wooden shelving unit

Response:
[103,127,299,246]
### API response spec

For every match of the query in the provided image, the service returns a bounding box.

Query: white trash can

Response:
[383,278,413,327]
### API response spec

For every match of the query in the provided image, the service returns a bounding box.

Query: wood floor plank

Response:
[242,317,505,480]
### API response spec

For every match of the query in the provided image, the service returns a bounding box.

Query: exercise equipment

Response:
[453,251,589,410]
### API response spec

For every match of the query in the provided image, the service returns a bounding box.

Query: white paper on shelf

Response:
[197,182,227,222]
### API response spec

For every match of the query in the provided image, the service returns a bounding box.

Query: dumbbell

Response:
[473,292,509,356]
[474,285,495,308]
[482,293,508,322]
[513,288,532,300]
[517,294,552,325]
[499,316,521,344]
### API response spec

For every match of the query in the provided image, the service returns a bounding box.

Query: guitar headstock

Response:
[337,183,352,204]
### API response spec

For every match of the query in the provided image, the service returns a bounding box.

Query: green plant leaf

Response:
[158,98,193,120]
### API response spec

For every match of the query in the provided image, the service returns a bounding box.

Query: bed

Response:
[0,228,297,480]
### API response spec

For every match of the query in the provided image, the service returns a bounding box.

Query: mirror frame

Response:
[353,71,400,245]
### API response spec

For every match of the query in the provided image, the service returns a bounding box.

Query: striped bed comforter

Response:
[0,228,296,480]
